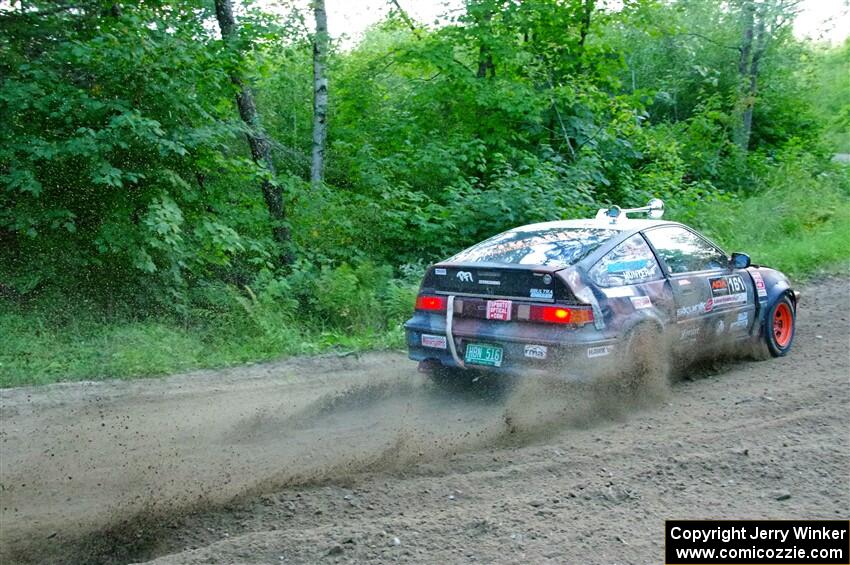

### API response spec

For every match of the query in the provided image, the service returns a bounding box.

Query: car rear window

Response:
[449,227,618,267]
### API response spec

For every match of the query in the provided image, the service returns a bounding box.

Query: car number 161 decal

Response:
[708,274,748,306]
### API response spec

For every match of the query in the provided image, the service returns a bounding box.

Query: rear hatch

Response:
[421,263,576,303]
[421,223,617,304]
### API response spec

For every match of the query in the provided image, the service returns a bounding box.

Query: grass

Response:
[0,310,406,388]
[2,159,848,389]
[687,157,850,279]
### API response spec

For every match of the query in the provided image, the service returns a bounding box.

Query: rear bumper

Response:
[405,313,621,379]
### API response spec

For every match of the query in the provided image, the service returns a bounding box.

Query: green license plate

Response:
[464,343,504,367]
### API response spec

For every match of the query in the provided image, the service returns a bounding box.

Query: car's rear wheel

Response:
[753,294,796,359]
[618,324,670,399]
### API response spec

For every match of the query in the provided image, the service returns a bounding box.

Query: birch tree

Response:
[311,0,329,187]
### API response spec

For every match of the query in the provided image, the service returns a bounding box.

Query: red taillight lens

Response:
[530,305,594,325]
[415,295,446,312]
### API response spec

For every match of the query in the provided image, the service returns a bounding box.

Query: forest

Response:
[1,0,848,386]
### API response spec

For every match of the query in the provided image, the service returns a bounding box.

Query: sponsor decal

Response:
[434,268,447,276]
[730,311,749,331]
[523,344,548,359]
[607,259,648,273]
[630,296,653,310]
[708,274,748,306]
[705,297,714,312]
[421,334,447,349]
[715,319,726,335]
[677,279,692,286]
[530,288,554,299]
[608,259,654,282]
[542,274,553,285]
[623,268,654,281]
[680,327,700,340]
[750,270,768,297]
[712,293,747,306]
[587,345,612,358]
[603,286,635,298]
[456,271,473,283]
[714,292,747,306]
[486,300,512,321]
[478,279,501,286]
[677,301,710,318]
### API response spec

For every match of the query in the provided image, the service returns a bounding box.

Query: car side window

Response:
[589,234,663,287]
[644,226,727,274]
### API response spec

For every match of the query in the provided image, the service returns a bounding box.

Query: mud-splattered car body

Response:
[405,206,798,380]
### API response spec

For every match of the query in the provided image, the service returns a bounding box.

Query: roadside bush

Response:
[682,147,850,277]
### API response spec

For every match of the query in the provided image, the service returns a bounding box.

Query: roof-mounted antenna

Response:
[595,198,664,223]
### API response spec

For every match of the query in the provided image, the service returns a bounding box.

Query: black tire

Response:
[752,294,796,360]
[618,324,670,399]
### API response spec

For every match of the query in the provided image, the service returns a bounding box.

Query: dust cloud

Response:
[1,352,665,564]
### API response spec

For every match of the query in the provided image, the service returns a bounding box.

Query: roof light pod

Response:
[595,198,664,223]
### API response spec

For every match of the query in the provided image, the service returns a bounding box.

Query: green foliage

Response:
[1,0,847,386]
[0,1,278,303]
[685,148,850,278]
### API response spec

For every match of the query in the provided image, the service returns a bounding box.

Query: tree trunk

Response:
[213,0,292,265]
[311,0,329,187]
[476,45,495,78]
[475,6,495,79]
[741,14,766,150]
[734,1,756,150]
[578,0,594,51]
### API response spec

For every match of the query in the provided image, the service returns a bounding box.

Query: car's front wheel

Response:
[753,294,796,359]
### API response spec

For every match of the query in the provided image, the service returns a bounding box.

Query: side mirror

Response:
[730,252,751,269]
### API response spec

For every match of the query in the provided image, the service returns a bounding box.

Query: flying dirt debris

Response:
[0,278,848,564]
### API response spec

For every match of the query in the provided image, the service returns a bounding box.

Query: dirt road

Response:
[1,278,848,564]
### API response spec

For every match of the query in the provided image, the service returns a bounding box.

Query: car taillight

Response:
[415,295,446,312]
[529,305,594,325]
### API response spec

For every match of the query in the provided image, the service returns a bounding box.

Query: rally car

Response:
[405,199,798,388]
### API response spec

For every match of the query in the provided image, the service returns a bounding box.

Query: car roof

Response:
[512,218,683,270]
[511,218,674,233]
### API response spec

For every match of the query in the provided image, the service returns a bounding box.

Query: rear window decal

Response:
[530,288,553,299]
[589,234,662,287]
[607,259,649,273]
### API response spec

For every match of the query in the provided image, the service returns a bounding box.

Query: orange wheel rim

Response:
[773,303,793,348]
